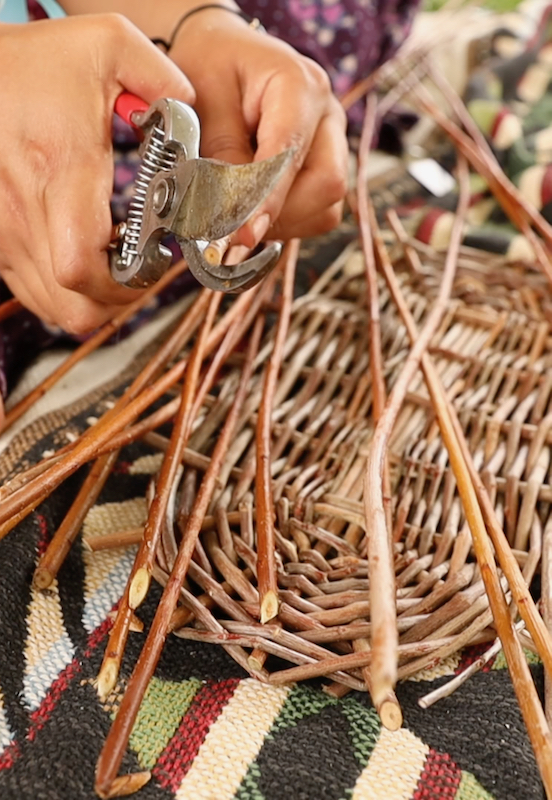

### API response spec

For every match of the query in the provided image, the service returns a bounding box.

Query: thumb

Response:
[103,15,196,106]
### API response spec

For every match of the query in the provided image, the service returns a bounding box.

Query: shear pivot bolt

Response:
[152,178,174,217]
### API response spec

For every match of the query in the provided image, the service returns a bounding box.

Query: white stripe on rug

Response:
[351,727,429,800]
[176,679,290,800]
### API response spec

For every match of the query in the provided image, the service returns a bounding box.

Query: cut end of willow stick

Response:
[128,567,151,610]
[32,566,54,590]
[378,696,403,731]
[260,589,279,624]
[204,236,232,266]
[248,647,268,672]
[95,771,151,799]
[96,659,119,703]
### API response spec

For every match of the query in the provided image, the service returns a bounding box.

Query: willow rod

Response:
[256,240,299,623]
[383,219,552,798]
[94,314,263,799]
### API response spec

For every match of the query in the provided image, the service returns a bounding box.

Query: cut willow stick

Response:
[382,223,552,797]
[0,297,23,324]
[256,240,299,623]
[32,291,211,589]
[418,620,526,709]
[355,92,400,729]
[3,261,187,431]
[364,153,470,723]
[267,637,452,685]
[0,358,190,532]
[96,292,220,700]
[94,315,263,800]
[0,285,261,535]
[84,527,143,552]
[33,451,119,589]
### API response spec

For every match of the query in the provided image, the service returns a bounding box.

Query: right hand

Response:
[0,15,195,335]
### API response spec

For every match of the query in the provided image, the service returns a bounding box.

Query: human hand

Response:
[169,6,348,247]
[0,15,194,335]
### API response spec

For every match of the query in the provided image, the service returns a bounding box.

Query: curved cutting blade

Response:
[173,149,294,242]
[180,240,283,294]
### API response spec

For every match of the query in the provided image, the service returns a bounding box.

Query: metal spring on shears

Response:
[120,125,177,266]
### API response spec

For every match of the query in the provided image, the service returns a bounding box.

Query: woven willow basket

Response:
[107,236,550,692]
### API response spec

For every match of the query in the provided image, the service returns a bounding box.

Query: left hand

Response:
[169,6,349,246]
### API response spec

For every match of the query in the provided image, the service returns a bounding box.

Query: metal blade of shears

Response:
[167,149,294,242]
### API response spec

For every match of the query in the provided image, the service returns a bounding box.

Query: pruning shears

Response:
[110,92,293,293]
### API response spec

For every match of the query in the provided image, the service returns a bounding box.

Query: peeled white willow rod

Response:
[418,620,526,709]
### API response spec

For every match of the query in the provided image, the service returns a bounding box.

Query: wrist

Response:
[158,3,254,53]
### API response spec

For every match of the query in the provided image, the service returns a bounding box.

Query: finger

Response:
[246,63,331,227]
[269,199,344,241]
[0,262,56,326]
[101,14,196,106]
[196,79,254,165]
[267,109,348,239]
[45,162,144,307]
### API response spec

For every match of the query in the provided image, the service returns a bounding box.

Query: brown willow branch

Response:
[94,315,263,800]
[0,285,263,536]
[256,240,299,623]
[358,94,386,422]
[354,92,401,728]
[0,298,23,324]
[383,228,552,797]
[96,292,220,700]
[32,290,212,589]
[3,261,188,431]
[364,155,470,722]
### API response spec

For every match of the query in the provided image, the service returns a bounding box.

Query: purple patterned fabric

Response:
[0,0,420,400]
[240,0,419,97]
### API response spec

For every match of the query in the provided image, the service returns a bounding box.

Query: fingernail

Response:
[250,213,271,246]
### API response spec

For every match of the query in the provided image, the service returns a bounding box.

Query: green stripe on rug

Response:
[235,761,265,800]
[341,694,381,765]
[234,685,339,798]
[268,684,338,736]
[126,677,202,769]
[456,771,496,800]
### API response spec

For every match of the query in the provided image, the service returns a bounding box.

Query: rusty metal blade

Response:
[172,149,294,241]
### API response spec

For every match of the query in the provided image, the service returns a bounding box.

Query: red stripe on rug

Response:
[27,616,113,741]
[412,749,462,799]
[35,513,50,557]
[0,741,20,771]
[153,677,240,792]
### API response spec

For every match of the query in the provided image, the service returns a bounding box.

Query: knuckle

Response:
[322,170,348,207]
[99,12,134,43]
[317,202,344,234]
[60,305,103,336]
[304,59,332,93]
[53,253,89,293]
[201,132,250,161]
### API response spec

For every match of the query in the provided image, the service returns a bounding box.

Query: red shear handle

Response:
[115,92,149,128]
